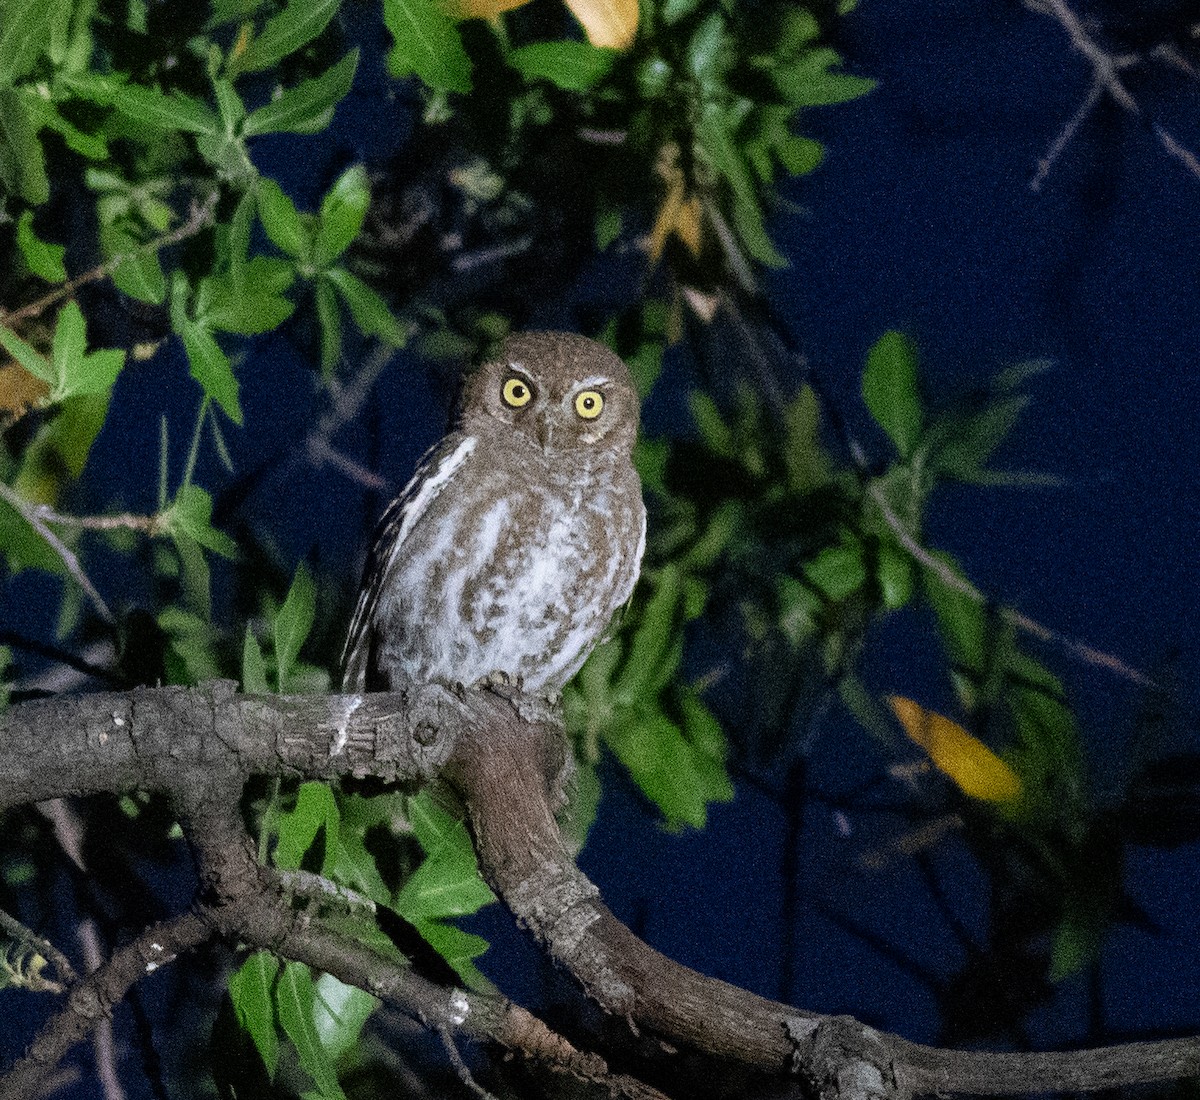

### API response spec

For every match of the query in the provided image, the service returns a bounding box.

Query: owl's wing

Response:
[341,433,478,691]
[597,497,648,646]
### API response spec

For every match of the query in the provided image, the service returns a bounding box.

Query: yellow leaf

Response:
[564,0,637,49]
[442,0,530,20]
[887,695,1022,803]
[0,363,49,426]
[647,144,704,264]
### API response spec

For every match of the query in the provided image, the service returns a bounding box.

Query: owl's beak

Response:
[537,413,553,451]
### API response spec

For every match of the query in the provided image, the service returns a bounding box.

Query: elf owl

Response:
[342,332,646,694]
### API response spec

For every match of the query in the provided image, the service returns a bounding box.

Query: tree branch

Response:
[3,682,1200,1098]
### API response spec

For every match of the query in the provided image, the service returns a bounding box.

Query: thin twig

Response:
[304,342,395,488]
[0,192,218,328]
[865,478,1154,688]
[1152,123,1200,179]
[0,482,115,625]
[276,868,377,914]
[30,504,162,534]
[1027,0,1200,185]
[1027,0,1139,112]
[306,436,388,490]
[1031,78,1105,191]
[440,1027,500,1100]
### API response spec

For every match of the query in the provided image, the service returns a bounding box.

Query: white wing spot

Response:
[330,695,364,756]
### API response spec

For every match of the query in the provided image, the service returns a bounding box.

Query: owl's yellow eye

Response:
[574,390,604,420]
[502,377,533,408]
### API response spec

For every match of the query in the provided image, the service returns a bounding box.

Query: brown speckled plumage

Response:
[343,332,646,693]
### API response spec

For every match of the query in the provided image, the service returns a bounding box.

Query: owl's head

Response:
[461,332,640,456]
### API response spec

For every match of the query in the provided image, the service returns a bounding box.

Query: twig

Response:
[0,630,124,685]
[0,482,115,625]
[0,192,218,328]
[306,435,388,489]
[1031,78,1105,191]
[0,908,216,1100]
[864,478,1154,688]
[276,868,378,914]
[1027,0,1139,111]
[29,504,162,534]
[1027,0,1200,185]
[1152,123,1200,179]
[440,1028,500,1100]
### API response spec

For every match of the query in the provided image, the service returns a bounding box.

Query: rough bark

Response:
[2,682,1199,1099]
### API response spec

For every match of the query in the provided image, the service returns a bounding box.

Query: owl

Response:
[342,331,646,694]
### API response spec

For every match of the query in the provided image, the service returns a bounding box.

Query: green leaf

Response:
[0,0,64,82]
[689,391,734,458]
[694,104,784,268]
[177,320,243,424]
[0,86,49,203]
[213,77,247,133]
[276,962,346,1100]
[606,711,718,829]
[323,268,407,346]
[274,782,339,871]
[661,0,700,25]
[242,626,270,693]
[1049,911,1101,982]
[921,552,985,673]
[774,51,875,106]
[236,0,344,74]
[399,792,495,917]
[863,330,922,458]
[274,563,316,692]
[50,302,126,402]
[877,543,913,609]
[113,252,168,304]
[242,49,358,136]
[382,0,471,94]
[932,396,1029,482]
[26,95,109,159]
[613,565,683,705]
[197,263,296,335]
[312,975,376,1063]
[228,951,281,1079]
[804,542,866,601]
[110,84,221,135]
[0,324,53,384]
[257,177,311,260]
[508,41,615,91]
[776,135,823,176]
[777,7,819,51]
[314,165,369,267]
[410,920,489,987]
[595,207,621,251]
[159,601,221,682]
[166,485,238,558]
[687,12,727,83]
[16,211,66,282]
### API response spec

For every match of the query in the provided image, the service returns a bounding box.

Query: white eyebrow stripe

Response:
[574,375,613,389]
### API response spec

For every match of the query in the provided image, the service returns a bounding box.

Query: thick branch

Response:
[4,683,1200,1097]
[446,697,1200,1097]
[0,679,471,811]
[0,908,216,1100]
